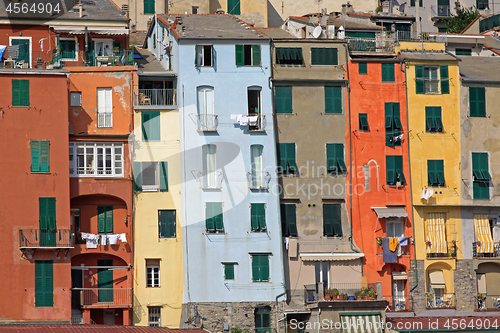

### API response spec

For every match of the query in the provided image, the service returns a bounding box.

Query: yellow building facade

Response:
[398,42,462,310]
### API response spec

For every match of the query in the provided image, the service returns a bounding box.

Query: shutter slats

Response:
[415,65,425,94]
[105,206,113,233]
[252,45,261,66]
[440,65,449,94]
[31,140,41,172]
[285,204,297,236]
[235,45,244,66]
[39,198,48,230]
[133,162,142,191]
[159,161,168,192]
[97,206,105,233]
[40,140,50,172]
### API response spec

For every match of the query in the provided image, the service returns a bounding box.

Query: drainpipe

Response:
[402,60,418,293]
[275,292,285,333]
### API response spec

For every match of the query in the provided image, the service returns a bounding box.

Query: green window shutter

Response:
[480,153,491,180]
[133,162,142,191]
[323,204,334,236]
[415,65,425,94]
[228,0,240,14]
[278,143,287,172]
[258,203,266,230]
[47,198,56,230]
[286,143,297,173]
[158,210,167,238]
[470,87,486,117]
[386,156,396,184]
[311,48,318,65]
[332,204,342,236]
[12,79,20,106]
[382,63,395,82]
[283,86,293,113]
[252,45,261,66]
[144,0,155,14]
[385,103,393,129]
[252,255,261,282]
[456,48,471,56]
[31,140,41,172]
[159,161,168,192]
[251,204,260,230]
[472,153,483,180]
[393,103,402,129]
[470,87,477,116]
[428,160,437,185]
[260,255,269,281]
[359,62,367,74]
[325,86,333,113]
[149,112,160,141]
[206,203,215,232]
[19,79,29,107]
[35,260,53,307]
[275,86,284,114]
[105,206,113,233]
[325,86,342,114]
[395,156,405,183]
[359,113,369,130]
[224,263,235,280]
[336,144,347,173]
[251,203,265,231]
[474,181,489,199]
[195,45,198,65]
[326,144,336,173]
[142,112,151,141]
[235,45,244,66]
[436,160,445,185]
[39,197,48,230]
[40,140,50,172]
[97,206,105,233]
[285,204,297,236]
[332,48,338,65]
[167,210,176,237]
[440,65,449,94]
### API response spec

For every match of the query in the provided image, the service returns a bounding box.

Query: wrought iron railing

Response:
[97,113,113,128]
[133,88,177,107]
[347,38,394,53]
[381,295,413,311]
[473,242,500,258]
[248,114,266,131]
[426,241,457,259]
[19,229,73,248]
[426,293,455,308]
[196,114,219,131]
[195,170,224,189]
[247,171,271,190]
[72,288,132,307]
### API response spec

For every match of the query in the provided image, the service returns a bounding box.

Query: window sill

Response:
[11,105,30,107]
[146,286,161,288]
[31,172,51,174]
[197,129,218,133]
[205,231,225,235]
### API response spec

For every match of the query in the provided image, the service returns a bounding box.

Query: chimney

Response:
[341,2,354,16]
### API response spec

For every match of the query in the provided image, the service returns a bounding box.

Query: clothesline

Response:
[230,114,259,126]
[81,232,127,249]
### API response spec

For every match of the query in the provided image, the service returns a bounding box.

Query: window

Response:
[382,63,395,82]
[456,48,472,56]
[326,143,347,174]
[97,87,112,128]
[385,102,403,146]
[192,6,198,14]
[195,45,213,67]
[311,48,338,65]
[477,0,488,9]
[325,86,342,114]
[469,87,486,117]
[275,86,292,114]
[148,307,161,327]
[197,87,216,131]
[278,143,297,174]
[359,113,369,131]
[35,260,53,307]
[224,263,235,280]
[281,204,297,237]
[206,202,224,233]
[426,106,443,132]
[410,0,423,6]
[159,210,176,238]
[144,0,155,14]
[146,260,160,287]
[386,155,406,185]
[59,39,76,59]
[428,160,445,186]
[70,92,81,106]
[12,79,29,107]
[415,65,449,94]
[202,144,218,188]
[386,218,404,238]
[251,203,266,232]
[255,306,271,333]
[39,197,56,246]
[472,152,491,199]
[359,62,367,74]
[31,140,50,173]
[142,111,160,141]
[250,145,265,188]
[323,204,342,237]
[133,161,168,192]
[251,254,269,282]
[228,0,240,15]
[97,205,113,234]
[275,47,303,65]
[235,45,261,66]
[70,142,123,177]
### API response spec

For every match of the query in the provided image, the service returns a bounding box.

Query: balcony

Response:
[97,113,112,128]
[476,295,500,311]
[248,114,267,132]
[381,295,413,311]
[19,229,73,249]
[195,170,224,190]
[347,38,394,54]
[473,242,500,258]
[305,283,378,303]
[376,243,410,256]
[133,89,177,109]
[426,241,457,259]
[426,293,455,308]
[196,114,219,131]
[247,172,271,190]
[431,5,451,17]
[72,288,132,308]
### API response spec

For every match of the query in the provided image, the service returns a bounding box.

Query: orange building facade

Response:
[347,58,414,310]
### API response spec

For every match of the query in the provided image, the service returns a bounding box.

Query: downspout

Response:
[402,60,418,292]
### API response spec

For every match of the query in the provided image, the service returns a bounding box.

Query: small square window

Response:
[70,92,82,106]
[224,263,235,280]
[192,6,198,14]
[146,259,160,287]
[359,113,369,131]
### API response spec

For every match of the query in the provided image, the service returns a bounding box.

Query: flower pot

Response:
[363,296,370,300]
[325,294,331,300]
[308,296,314,302]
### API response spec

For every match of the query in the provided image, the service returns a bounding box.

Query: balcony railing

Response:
[72,288,132,307]
[381,295,413,311]
[305,283,378,303]
[347,38,394,53]
[477,295,500,310]
[376,243,410,256]
[133,89,177,107]
[97,113,112,128]
[247,171,271,190]
[196,114,219,131]
[431,5,451,17]
[473,242,500,258]
[19,229,73,248]
[195,170,224,189]
[426,293,455,308]
[426,241,457,259]
[248,114,266,131]
[395,30,417,41]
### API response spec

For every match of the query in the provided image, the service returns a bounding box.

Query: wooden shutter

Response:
[252,45,261,66]
[39,198,48,230]
[474,181,489,199]
[359,113,369,130]
[382,63,394,82]
[472,153,483,180]
[40,140,50,172]
[31,140,41,172]
[225,264,234,280]
[326,144,336,172]
[214,203,223,231]
[159,161,168,192]
[426,107,435,131]
[386,156,396,184]
[278,143,287,171]
[158,210,167,237]
[428,160,437,185]
[385,103,394,146]
[97,206,106,233]
[257,203,266,229]
[393,103,402,128]
[142,112,150,141]
[283,86,292,113]
[133,162,142,191]
[336,144,346,172]
[286,143,297,172]
[35,260,53,307]
[252,255,261,281]
[415,65,425,94]
[166,210,176,237]
[440,65,449,94]
[105,206,113,233]
[436,160,445,185]
[359,62,367,74]
[311,48,320,65]
[275,86,284,114]
[12,79,20,106]
[21,80,29,106]
[395,156,406,183]
[144,0,155,14]
[325,86,333,113]
[235,45,244,66]
[470,87,486,117]
[480,153,491,180]
[331,204,342,236]
[206,203,215,231]
[149,112,160,141]
[285,204,297,236]
[260,255,269,281]
[47,198,56,230]
[323,204,334,236]
[331,48,338,65]
[251,203,264,231]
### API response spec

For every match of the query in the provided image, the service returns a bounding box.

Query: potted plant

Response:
[340,293,347,300]
[426,240,432,246]
[113,46,120,53]
[324,289,331,300]
[376,237,383,246]
[477,293,486,300]
[355,290,362,300]
[331,288,339,299]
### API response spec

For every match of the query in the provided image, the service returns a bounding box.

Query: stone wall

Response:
[454,260,476,311]
[181,301,286,333]
[408,260,426,312]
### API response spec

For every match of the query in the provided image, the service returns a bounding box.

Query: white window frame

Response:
[203,144,217,189]
[146,266,160,288]
[59,37,79,61]
[141,162,159,192]
[196,45,213,67]
[386,218,404,238]
[97,87,113,128]
[424,66,440,94]
[9,36,32,68]
[69,142,124,177]
[148,306,161,327]
[251,144,264,188]
[70,92,82,107]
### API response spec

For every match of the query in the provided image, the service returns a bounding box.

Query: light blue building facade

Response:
[146,14,285,330]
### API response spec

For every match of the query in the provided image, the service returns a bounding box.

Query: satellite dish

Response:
[313,26,322,38]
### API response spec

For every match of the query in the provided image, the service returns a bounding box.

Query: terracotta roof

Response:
[388,316,500,331]
[0,325,209,333]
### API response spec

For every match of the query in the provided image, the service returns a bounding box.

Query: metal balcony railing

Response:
[195,170,224,189]
[381,295,413,311]
[97,113,112,128]
[133,89,177,107]
[473,242,500,258]
[19,229,73,248]
[426,293,455,308]
[247,171,271,190]
[395,30,417,41]
[72,288,132,307]
[376,243,411,255]
[431,5,451,16]
[196,114,219,131]
[347,38,394,53]
[248,114,266,131]
[477,295,500,310]
[426,241,457,259]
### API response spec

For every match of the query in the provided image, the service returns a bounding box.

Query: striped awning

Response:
[300,253,365,261]
[425,213,447,254]
[340,313,384,333]
[474,214,494,253]
[429,270,446,289]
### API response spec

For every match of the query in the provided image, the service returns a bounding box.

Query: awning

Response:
[340,313,384,333]
[300,253,364,261]
[474,214,494,253]
[392,272,407,280]
[372,207,408,219]
[425,213,447,254]
[429,270,445,289]
[50,26,129,35]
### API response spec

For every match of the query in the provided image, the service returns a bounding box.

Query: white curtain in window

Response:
[198,88,214,130]
[97,88,112,114]
[203,145,216,188]
[196,45,203,66]
[251,145,263,187]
